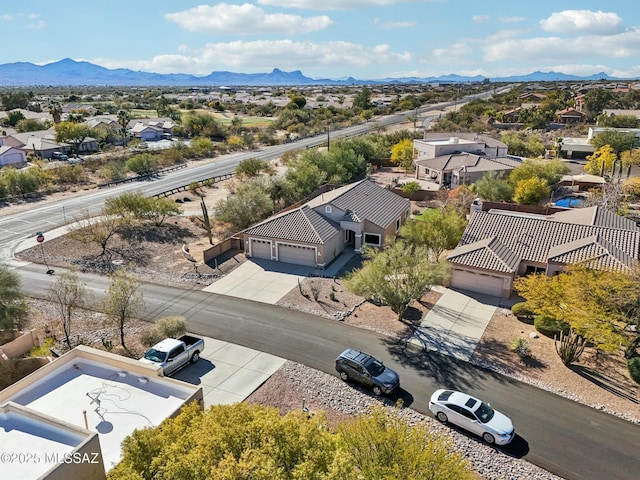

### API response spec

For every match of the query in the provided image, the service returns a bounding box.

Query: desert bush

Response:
[140,316,188,347]
[28,338,56,357]
[628,357,640,384]
[511,302,535,324]
[509,337,532,360]
[534,315,570,338]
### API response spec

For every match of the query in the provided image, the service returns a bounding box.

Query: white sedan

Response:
[429,389,515,445]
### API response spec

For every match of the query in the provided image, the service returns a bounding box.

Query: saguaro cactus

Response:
[200,197,213,245]
[554,329,585,366]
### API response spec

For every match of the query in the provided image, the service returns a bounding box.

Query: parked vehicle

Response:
[335,348,399,395]
[429,389,515,445]
[51,151,68,160]
[139,334,204,375]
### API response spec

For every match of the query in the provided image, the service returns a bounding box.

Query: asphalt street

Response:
[14,262,640,480]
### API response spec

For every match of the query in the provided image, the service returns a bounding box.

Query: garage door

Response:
[250,239,272,260]
[450,268,505,297]
[278,243,316,266]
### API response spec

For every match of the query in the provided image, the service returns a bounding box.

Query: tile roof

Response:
[450,208,639,272]
[447,236,520,273]
[243,205,340,244]
[415,152,521,171]
[306,179,410,229]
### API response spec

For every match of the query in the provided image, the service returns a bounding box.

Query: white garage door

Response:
[451,269,505,297]
[278,243,316,266]
[250,239,272,260]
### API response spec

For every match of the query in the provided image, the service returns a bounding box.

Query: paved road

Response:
[14,262,640,480]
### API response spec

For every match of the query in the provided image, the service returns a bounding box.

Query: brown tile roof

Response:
[306,179,410,229]
[447,236,520,273]
[243,205,340,244]
[450,208,639,272]
[548,235,635,272]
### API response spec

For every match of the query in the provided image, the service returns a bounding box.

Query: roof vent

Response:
[449,137,459,144]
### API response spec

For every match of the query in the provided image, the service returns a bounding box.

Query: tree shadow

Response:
[569,365,639,403]
[475,337,547,371]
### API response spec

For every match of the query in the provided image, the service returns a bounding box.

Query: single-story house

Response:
[447,206,639,297]
[129,122,164,141]
[0,145,26,167]
[555,108,586,124]
[242,179,411,268]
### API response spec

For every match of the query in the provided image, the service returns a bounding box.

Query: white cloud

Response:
[472,15,489,23]
[433,41,472,59]
[540,10,623,35]
[165,3,332,34]
[93,40,411,76]
[483,28,640,63]
[256,0,423,10]
[0,14,13,21]
[26,14,45,29]
[498,16,524,23]
[374,18,415,29]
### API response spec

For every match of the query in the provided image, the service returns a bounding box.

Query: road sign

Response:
[36,233,45,243]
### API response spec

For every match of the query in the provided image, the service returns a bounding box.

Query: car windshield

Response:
[474,401,496,423]
[143,348,166,363]
[364,357,385,377]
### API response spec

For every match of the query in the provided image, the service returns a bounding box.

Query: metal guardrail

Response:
[152,172,235,198]
[97,163,188,188]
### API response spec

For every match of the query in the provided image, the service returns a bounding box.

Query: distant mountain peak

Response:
[0,58,634,87]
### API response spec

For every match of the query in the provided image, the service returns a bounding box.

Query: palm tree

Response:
[49,102,62,124]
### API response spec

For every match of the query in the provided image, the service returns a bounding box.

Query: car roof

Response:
[436,389,480,409]
[338,348,373,363]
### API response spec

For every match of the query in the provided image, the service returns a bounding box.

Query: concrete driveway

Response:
[171,335,286,407]
[408,287,514,361]
[202,250,356,304]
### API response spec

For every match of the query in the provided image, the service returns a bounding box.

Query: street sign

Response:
[36,233,45,243]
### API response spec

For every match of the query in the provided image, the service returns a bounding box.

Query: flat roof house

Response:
[0,346,203,479]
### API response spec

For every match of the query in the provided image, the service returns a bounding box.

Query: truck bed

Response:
[178,334,203,347]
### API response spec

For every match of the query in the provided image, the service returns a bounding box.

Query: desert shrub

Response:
[509,337,532,359]
[140,316,187,347]
[511,302,535,324]
[534,315,570,338]
[628,357,640,384]
[28,338,56,357]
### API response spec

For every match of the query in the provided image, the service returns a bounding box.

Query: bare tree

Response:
[48,271,87,350]
[68,210,130,259]
[100,268,143,350]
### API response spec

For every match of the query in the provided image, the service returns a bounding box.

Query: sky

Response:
[2,1,640,80]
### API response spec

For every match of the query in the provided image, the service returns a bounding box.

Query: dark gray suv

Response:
[335,348,400,396]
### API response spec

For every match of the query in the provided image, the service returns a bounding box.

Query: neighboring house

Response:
[447,206,639,298]
[129,122,164,141]
[558,136,595,159]
[555,107,586,124]
[413,133,518,187]
[242,179,410,268]
[0,144,27,167]
[10,130,98,158]
[601,109,640,121]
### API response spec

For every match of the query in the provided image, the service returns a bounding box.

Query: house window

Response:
[325,205,332,214]
[396,218,401,231]
[525,265,545,275]
[364,233,381,246]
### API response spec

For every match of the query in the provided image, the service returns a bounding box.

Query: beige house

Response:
[447,206,640,298]
[242,179,410,269]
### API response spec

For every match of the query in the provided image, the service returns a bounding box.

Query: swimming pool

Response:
[554,196,586,208]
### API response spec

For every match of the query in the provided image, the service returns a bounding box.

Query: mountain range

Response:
[0,58,630,87]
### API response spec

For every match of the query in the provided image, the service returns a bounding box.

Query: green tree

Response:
[474,171,513,202]
[585,144,618,175]
[2,110,25,127]
[583,88,615,121]
[399,208,467,259]
[401,181,420,198]
[390,139,415,173]
[108,402,472,480]
[69,210,130,259]
[0,265,29,330]
[105,192,182,227]
[514,267,639,352]
[183,111,227,140]
[190,136,214,157]
[352,86,372,110]
[47,271,87,350]
[591,130,638,156]
[285,154,328,197]
[16,118,50,132]
[125,153,158,175]
[117,109,130,146]
[235,158,274,178]
[215,179,275,231]
[509,159,569,187]
[344,240,448,320]
[513,177,549,205]
[101,268,143,350]
[49,102,62,124]
[339,406,474,480]
[54,121,93,156]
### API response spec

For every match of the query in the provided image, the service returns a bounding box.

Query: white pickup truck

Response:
[139,334,204,375]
